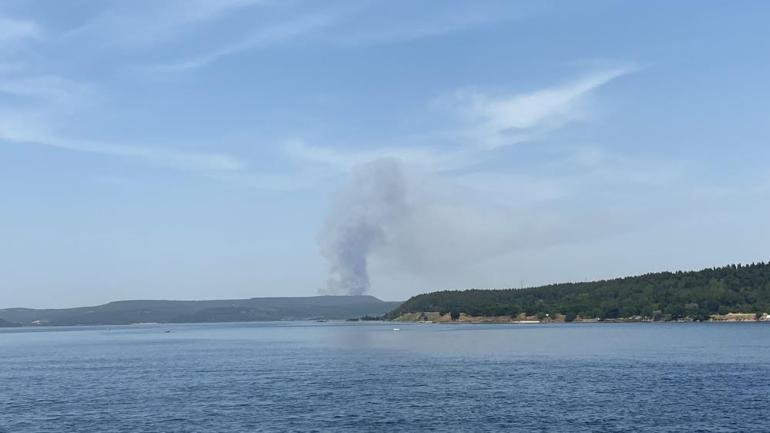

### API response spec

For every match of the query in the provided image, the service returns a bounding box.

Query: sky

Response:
[2,0,770,308]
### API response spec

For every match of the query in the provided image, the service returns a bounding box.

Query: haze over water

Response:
[2,322,768,432]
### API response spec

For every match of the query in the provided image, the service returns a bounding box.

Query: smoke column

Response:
[319,158,407,295]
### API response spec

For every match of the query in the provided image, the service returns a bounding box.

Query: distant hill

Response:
[389,263,770,321]
[0,296,401,326]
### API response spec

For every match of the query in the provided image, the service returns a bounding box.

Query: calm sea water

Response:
[1,322,769,432]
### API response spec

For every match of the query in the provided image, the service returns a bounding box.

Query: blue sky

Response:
[2,0,770,307]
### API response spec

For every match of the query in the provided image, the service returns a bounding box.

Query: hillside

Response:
[389,263,770,321]
[0,317,20,327]
[0,296,401,326]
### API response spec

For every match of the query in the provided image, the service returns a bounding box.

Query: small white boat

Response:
[392,328,400,331]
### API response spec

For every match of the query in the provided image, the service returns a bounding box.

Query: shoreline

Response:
[391,311,770,325]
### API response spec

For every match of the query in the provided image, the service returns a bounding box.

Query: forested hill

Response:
[0,296,401,326]
[389,262,770,321]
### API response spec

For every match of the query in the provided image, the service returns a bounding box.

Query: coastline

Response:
[392,311,770,324]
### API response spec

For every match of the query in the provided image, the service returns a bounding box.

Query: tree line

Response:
[388,262,770,321]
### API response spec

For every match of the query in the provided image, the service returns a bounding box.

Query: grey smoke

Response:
[319,158,408,295]
[318,157,608,297]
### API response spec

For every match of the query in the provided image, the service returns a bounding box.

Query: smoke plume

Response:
[318,157,597,297]
[319,158,408,295]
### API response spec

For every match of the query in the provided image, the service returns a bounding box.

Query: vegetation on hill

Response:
[388,263,770,321]
[0,296,401,326]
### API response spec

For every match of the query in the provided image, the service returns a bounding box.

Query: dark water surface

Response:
[1,322,769,432]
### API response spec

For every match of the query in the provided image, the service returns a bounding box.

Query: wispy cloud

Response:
[285,67,637,175]
[442,66,636,148]
[0,73,244,172]
[0,0,641,198]
[0,115,244,172]
[154,12,338,71]
[329,2,530,47]
[65,0,269,46]
[0,7,254,174]
[0,75,92,106]
[0,16,40,43]
[149,1,533,72]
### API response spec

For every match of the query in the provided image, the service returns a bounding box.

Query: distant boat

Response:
[392,328,400,331]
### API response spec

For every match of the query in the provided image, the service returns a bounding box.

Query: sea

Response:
[1,322,769,432]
